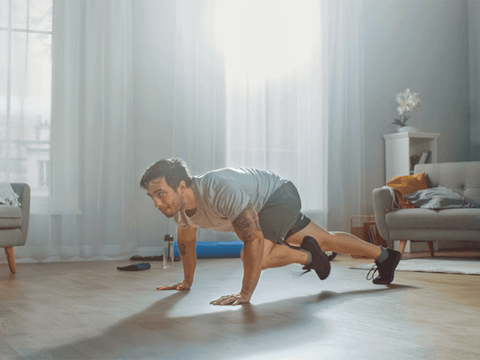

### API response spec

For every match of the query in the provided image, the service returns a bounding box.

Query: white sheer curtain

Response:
[172,0,226,174]
[172,0,234,242]
[15,0,138,262]
[324,0,366,231]
[217,0,365,230]
[216,0,327,227]
[3,0,364,264]
[172,0,365,232]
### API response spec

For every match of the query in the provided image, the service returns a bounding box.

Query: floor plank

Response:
[0,252,479,359]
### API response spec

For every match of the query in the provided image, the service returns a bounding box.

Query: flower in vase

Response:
[392,88,421,127]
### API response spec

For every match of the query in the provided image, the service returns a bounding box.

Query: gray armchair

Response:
[0,183,31,273]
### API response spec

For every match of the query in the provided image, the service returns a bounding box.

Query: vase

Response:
[397,126,419,133]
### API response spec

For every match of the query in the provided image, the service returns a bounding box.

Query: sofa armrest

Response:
[11,183,31,243]
[372,187,393,241]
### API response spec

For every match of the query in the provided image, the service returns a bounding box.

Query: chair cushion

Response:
[0,205,23,228]
[386,208,480,230]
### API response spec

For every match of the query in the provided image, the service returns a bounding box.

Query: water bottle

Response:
[163,234,174,268]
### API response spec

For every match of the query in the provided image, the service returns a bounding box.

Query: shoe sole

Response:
[315,251,331,280]
[372,251,401,284]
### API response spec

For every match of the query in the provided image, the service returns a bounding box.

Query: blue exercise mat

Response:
[173,241,243,259]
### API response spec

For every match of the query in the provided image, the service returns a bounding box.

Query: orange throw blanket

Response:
[386,173,428,209]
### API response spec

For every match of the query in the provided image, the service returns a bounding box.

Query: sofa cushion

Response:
[385,208,480,230]
[0,205,23,229]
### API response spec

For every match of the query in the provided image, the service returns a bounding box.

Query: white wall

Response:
[363,0,473,252]
[363,0,471,217]
[469,0,480,161]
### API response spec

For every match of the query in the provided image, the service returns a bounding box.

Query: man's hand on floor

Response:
[156,280,191,291]
[210,292,251,306]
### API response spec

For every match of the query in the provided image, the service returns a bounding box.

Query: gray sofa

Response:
[373,162,480,257]
[0,183,30,273]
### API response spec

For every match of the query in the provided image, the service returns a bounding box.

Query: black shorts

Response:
[258,181,311,245]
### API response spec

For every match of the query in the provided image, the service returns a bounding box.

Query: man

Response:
[140,158,401,306]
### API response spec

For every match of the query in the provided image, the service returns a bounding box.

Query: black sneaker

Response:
[299,236,331,280]
[367,248,401,284]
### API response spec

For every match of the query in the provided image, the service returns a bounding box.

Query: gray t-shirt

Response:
[174,168,286,232]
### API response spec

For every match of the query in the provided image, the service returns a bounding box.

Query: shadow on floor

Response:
[18,285,416,360]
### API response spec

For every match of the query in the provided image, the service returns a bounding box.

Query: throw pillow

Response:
[0,182,21,206]
[386,172,428,209]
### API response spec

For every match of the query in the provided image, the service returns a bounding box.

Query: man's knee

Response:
[261,258,270,270]
[318,233,338,252]
[240,245,270,270]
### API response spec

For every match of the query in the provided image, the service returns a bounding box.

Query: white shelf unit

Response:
[383,132,440,182]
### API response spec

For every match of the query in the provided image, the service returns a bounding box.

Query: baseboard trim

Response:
[135,247,163,256]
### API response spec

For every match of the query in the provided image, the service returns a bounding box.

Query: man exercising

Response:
[140,159,401,306]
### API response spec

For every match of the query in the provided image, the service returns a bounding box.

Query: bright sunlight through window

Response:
[217,0,318,81]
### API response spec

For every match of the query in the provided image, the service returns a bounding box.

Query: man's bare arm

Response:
[156,225,197,291]
[210,202,265,305]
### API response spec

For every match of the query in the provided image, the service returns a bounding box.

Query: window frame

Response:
[0,0,59,214]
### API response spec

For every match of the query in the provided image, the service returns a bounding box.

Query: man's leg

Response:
[242,238,330,280]
[241,239,309,269]
[285,220,401,284]
[285,220,382,259]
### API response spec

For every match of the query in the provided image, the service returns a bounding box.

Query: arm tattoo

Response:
[179,243,186,256]
[232,203,262,243]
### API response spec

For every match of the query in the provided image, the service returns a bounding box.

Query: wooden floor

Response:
[1,252,479,360]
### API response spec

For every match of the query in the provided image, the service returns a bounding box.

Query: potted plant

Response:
[392,88,421,133]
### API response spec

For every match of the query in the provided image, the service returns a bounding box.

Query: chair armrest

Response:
[372,187,394,241]
[11,183,31,242]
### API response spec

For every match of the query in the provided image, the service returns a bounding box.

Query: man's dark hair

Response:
[140,158,192,190]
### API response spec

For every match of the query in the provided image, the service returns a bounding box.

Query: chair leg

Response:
[4,247,16,273]
[427,241,435,257]
[398,240,407,255]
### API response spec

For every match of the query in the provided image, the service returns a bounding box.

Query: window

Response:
[217,0,316,82]
[0,0,53,197]
[37,159,49,187]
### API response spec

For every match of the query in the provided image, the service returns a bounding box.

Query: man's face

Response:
[146,178,183,218]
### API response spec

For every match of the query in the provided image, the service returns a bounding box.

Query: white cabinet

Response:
[383,132,440,182]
